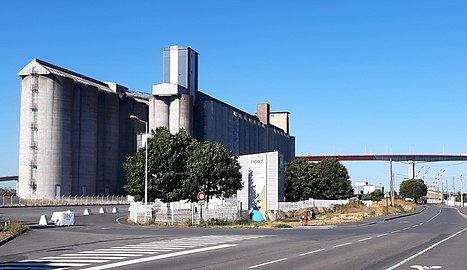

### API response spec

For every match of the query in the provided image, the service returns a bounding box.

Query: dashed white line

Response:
[299,248,325,256]
[249,258,287,269]
[376,233,388,238]
[333,242,353,248]
[402,227,411,231]
[391,230,401,233]
[358,237,373,242]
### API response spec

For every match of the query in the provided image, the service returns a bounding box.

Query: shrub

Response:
[274,224,292,228]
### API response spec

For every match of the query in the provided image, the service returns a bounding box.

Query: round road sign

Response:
[197,191,206,201]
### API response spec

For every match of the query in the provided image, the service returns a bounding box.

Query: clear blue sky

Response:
[1,1,467,191]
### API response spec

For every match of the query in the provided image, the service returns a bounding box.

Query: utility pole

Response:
[390,158,394,206]
[461,175,464,208]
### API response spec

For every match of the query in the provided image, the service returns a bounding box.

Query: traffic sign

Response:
[197,191,206,201]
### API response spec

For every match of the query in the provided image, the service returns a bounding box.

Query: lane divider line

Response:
[333,242,353,248]
[391,230,401,233]
[299,248,325,256]
[358,237,373,242]
[249,258,287,269]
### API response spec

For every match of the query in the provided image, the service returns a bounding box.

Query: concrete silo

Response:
[18,61,74,198]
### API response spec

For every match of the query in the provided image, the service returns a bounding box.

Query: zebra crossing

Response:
[0,235,267,270]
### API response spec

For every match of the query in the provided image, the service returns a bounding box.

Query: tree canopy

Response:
[362,189,385,201]
[124,127,243,203]
[399,178,427,202]
[284,158,354,201]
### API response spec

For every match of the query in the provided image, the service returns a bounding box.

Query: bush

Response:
[282,218,300,223]
[234,217,251,225]
[274,224,292,228]
[205,218,233,226]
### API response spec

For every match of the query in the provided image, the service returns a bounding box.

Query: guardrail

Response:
[0,195,129,207]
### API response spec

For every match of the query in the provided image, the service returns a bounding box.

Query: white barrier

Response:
[112,207,118,213]
[83,208,92,215]
[51,211,74,226]
[99,207,106,214]
[38,215,48,225]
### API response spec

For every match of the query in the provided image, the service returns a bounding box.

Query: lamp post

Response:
[130,115,148,205]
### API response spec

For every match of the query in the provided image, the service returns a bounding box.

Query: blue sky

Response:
[1,1,467,191]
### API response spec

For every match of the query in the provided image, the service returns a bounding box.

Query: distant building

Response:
[353,181,383,197]
[17,46,295,199]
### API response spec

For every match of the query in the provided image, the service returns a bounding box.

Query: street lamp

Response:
[129,114,148,205]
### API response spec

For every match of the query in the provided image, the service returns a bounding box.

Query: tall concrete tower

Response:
[149,46,198,135]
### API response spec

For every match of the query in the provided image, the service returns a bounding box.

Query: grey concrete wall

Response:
[179,94,192,136]
[117,97,148,195]
[79,85,98,195]
[150,96,169,131]
[169,96,180,134]
[96,92,119,195]
[29,75,75,199]
[195,93,295,162]
[18,76,33,198]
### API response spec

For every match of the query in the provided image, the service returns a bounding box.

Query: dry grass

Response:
[0,221,27,243]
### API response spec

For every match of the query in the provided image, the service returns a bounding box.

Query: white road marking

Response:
[68,253,142,257]
[391,230,401,233]
[23,259,109,263]
[426,208,442,222]
[299,248,325,256]
[17,262,90,267]
[386,227,467,270]
[333,242,352,248]
[79,251,144,256]
[412,225,419,228]
[376,233,388,238]
[248,258,287,269]
[115,216,126,225]
[358,237,373,242]
[44,256,127,260]
[80,244,236,270]
[402,227,411,231]
[93,249,158,254]
[419,223,424,226]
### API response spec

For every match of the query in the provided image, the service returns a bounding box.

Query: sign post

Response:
[197,191,206,224]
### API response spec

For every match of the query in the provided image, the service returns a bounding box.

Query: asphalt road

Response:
[0,205,466,270]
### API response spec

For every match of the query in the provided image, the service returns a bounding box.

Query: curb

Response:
[381,205,426,222]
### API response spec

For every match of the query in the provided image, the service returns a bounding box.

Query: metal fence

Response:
[129,200,241,224]
[0,195,129,207]
[278,198,351,211]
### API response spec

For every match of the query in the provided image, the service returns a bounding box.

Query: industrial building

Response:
[17,46,295,199]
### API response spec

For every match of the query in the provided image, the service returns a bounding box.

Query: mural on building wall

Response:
[248,154,267,221]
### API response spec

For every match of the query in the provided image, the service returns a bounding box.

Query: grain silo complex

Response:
[17,46,295,199]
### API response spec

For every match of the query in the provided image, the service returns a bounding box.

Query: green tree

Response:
[284,158,316,201]
[124,127,242,203]
[124,127,195,202]
[185,142,243,202]
[284,158,353,201]
[362,189,384,201]
[399,179,427,202]
[454,192,467,203]
[0,188,16,196]
[314,158,354,200]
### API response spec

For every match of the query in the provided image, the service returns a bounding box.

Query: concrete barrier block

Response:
[99,207,106,214]
[38,214,48,225]
[112,207,118,213]
[83,208,92,216]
